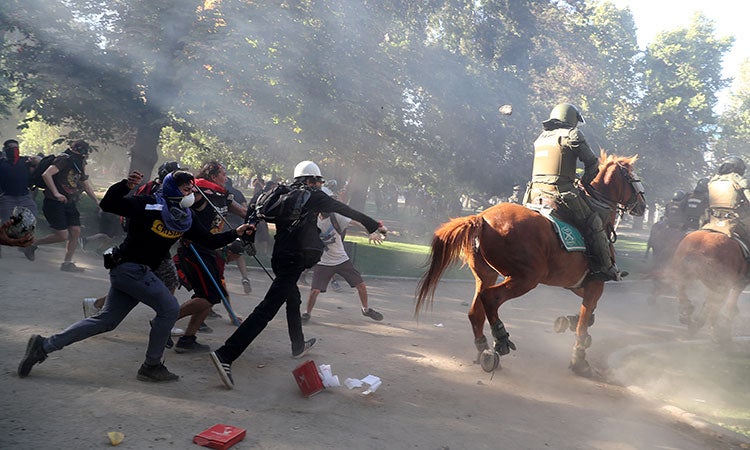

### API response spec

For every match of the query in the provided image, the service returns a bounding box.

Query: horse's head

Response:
[589,151,646,216]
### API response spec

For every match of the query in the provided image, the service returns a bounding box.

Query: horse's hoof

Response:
[554,316,570,333]
[569,359,593,377]
[480,350,500,372]
[577,334,592,349]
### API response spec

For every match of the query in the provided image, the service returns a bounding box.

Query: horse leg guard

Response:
[474,335,489,364]
[491,321,516,356]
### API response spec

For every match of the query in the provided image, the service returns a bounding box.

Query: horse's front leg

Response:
[569,283,603,377]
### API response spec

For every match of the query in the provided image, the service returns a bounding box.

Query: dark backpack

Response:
[254,184,312,225]
[27,154,59,190]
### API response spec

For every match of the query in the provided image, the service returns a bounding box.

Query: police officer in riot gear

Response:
[524,103,622,282]
[704,156,750,247]
[684,178,709,230]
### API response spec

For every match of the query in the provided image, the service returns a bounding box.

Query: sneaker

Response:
[83,298,101,318]
[208,309,222,319]
[21,245,37,261]
[165,336,174,349]
[136,362,179,382]
[210,351,234,389]
[331,279,343,292]
[18,335,48,378]
[198,322,213,333]
[170,327,185,336]
[78,235,87,252]
[301,313,311,324]
[362,308,384,321]
[174,335,211,354]
[242,278,252,294]
[292,338,316,359]
[60,262,85,272]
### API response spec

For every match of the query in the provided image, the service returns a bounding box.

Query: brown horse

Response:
[415,152,646,376]
[670,230,748,344]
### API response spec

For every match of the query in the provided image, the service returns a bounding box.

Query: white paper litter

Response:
[433,323,444,327]
[360,375,382,395]
[318,364,340,387]
[344,378,363,389]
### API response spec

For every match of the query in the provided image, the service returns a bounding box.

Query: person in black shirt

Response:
[209,161,387,389]
[18,170,252,382]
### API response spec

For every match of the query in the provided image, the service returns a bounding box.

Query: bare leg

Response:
[64,225,81,262]
[355,282,368,310]
[178,297,213,336]
[305,289,321,315]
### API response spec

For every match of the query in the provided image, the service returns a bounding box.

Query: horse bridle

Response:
[585,163,646,216]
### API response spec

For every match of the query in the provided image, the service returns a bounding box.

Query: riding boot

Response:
[584,214,620,281]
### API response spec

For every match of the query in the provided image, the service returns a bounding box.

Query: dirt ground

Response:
[2,243,749,449]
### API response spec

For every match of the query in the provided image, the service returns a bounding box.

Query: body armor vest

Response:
[531,130,577,184]
[684,195,707,219]
[708,175,744,210]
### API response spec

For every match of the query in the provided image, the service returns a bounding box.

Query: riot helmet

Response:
[548,103,584,127]
[672,190,686,202]
[718,156,746,176]
[157,161,182,182]
[694,178,709,194]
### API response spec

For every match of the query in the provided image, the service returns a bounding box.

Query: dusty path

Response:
[1,244,747,449]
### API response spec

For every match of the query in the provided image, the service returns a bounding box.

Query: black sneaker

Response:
[137,362,179,382]
[198,322,213,333]
[362,308,384,321]
[18,335,48,378]
[292,338,316,359]
[210,351,234,389]
[60,262,85,272]
[208,309,222,319]
[301,313,311,324]
[175,335,210,354]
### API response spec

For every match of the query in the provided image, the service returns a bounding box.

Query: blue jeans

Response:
[216,253,306,363]
[44,263,180,365]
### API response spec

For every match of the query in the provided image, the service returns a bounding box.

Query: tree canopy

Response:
[0,0,741,212]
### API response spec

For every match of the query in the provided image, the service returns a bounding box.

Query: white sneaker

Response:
[170,327,185,336]
[83,298,101,318]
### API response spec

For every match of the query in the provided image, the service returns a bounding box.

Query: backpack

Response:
[27,154,59,190]
[254,184,312,225]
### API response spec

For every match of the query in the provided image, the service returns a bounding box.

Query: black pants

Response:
[216,252,306,363]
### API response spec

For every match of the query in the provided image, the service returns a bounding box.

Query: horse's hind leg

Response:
[468,256,500,363]
[676,282,695,326]
[712,286,741,345]
[569,283,604,377]
[477,276,536,372]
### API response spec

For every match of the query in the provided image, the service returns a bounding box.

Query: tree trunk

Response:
[346,168,372,213]
[128,122,162,179]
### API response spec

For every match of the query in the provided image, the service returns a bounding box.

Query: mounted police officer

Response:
[684,178,709,230]
[664,190,688,229]
[524,103,622,282]
[704,156,750,247]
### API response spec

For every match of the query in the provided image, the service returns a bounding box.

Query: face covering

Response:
[180,193,195,208]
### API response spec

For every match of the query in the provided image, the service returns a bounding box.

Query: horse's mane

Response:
[599,149,638,170]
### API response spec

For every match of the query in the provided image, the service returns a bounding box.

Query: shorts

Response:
[176,245,227,305]
[311,260,363,293]
[42,198,81,230]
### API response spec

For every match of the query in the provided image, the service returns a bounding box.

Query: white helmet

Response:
[293,160,323,180]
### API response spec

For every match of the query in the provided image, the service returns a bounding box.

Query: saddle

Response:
[524,204,586,252]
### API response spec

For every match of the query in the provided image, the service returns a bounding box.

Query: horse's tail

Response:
[415,214,483,316]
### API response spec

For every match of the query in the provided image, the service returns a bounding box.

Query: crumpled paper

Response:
[318,364,340,387]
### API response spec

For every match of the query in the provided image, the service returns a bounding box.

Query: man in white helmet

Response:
[209,160,388,389]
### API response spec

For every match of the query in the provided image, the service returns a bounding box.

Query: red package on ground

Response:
[293,359,325,397]
[193,424,246,450]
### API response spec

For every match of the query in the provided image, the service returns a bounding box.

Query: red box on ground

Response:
[293,359,325,397]
[193,424,246,450]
